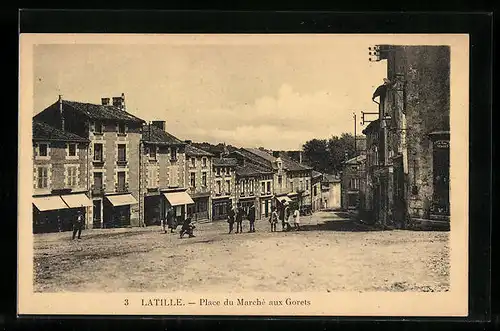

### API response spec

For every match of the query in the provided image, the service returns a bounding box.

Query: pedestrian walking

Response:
[248,204,256,233]
[279,200,286,231]
[293,206,301,231]
[72,210,84,240]
[179,217,196,239]
[235,205,243,233]
[227,206,236,234]
[269,206,278,232]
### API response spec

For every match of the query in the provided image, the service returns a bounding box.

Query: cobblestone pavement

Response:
[33,211,450,292]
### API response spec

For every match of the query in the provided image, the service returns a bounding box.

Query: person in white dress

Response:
[293,207,301,231]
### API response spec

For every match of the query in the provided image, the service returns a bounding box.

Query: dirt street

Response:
[33,211,450,292]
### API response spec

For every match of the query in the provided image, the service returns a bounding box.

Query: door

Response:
[93,199,102,228]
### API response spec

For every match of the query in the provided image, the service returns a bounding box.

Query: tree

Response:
[302,139,330,173]
[327,133,356,174]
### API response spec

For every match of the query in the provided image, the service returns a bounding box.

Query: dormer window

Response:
[94,121,103,134]
[39,143,48,157]
[149,146,157,160]
[68,143,76,157]
[170,147,177,161]
[118,122,126,135]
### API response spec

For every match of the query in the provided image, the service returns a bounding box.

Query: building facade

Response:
[362,45,451,228]
[311,171,323,212]
[341,155,366,210]
[321,174,342,210]
[32,121,93,233]
[34,95,146,229]
[211,157,237,221]
[185,143,213,221]
[140,121,192,226]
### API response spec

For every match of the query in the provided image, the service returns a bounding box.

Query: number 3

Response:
[124,299,129,306]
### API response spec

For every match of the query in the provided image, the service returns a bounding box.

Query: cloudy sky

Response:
[33,35,387,150]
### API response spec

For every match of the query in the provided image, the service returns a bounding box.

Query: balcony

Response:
[91,185,104,195]
[117,160,128,167]
[115,183,129,193]
[92,158,105,166]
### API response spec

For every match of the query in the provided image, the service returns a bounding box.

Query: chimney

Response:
[299,151,303,164]
[101,98,110,106]
[58,95,64,131]
[151,120,166,132]
[272,151,280,158]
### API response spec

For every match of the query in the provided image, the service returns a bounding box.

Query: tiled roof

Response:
[362,119,380,134]
[33,120,89,143]
[185,144,213,157]
[236,163,274,177]
[244,148,277,163]
[62,100,145,123]
[344,154,366,165]
[279,154,312,171]
[142,124,185,145]
[212,157,238,167]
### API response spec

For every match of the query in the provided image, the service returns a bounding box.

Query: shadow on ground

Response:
[300,219,384,232]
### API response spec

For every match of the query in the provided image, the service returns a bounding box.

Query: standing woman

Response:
[293,206,301,231]
[167,207,176,233]
[227,205,236,234]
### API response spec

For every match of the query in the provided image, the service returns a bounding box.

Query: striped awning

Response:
[33,196,69,211]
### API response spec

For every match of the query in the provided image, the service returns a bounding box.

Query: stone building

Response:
[140,121,192,226]
[211,157,237,220]
[185,143,214,222]
[363,45,450,228]
[321,174,342,210]
[340,154,366,210]
[311,170,323,212]
[32,120,92,233]
[34,95,145,228]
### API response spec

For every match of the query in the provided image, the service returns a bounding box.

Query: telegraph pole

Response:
[353,112,357,156]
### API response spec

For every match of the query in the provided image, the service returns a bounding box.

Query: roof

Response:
[62,100,145,123]
[142,124,185,146]
[185,144,214,157]
[344,154,367,165]
[322,174,341,183]
[244,148,277,163]
[279,154,312,171]
[32,120,89,143]
[362,119,380,135]
[212,157,238,167]
[312,170,323,179]
[236,163,274,177]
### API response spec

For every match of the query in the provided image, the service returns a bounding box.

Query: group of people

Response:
[226,200,301,234]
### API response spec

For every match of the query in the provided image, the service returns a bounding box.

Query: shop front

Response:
[212,197,231,221]
[162,190,195,224]
[144,193,162,226]
[188,196,210,222]
[239,197,257,217]
[260,197,272,219]
[104,193,138,228]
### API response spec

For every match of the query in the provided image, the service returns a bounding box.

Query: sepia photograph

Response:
[18,34,469,316]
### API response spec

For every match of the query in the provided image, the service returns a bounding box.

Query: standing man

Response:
[279,200,286,231]
[269,206,278,232]
[248,204,256,233]
[227,205,236,234]
[166,207,176,233]
[235,204,243,234]
[72,210,84,240]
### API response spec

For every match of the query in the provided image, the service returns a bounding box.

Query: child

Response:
[269,206,278,232]
[293,207,301,231]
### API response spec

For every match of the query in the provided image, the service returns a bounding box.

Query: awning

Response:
[106,194,138,207]
[163,191,195,206]
[33,196,69,211]
[275,196,292,203]
[61,193,93,208]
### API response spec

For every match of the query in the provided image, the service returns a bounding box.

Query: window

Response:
[349,178,360,190]
[93,172,103,190]
[217,181,222,194]
[278,175,282,187]
[117,171,126,191]
[226,180,231,194]
[39,143,48,157]
[67,166,77,187]
[169,166,179,187]
[118,122,126,134]
[202,158,207,168]
[202,172,207,187]
[216,168,221,176]
[118,144,126,162]
[190,158,196,168]
[240,181,245,195]
[148,167,157,188]
[313,185,318,196]
[299,180,303,191]
[94,121,103,134]
[37,167,48,189]
[261,182,266,194]
[149,146,156,160]
[306,179,309,191]
[226,167,230,176]
[267,181,271,193]
[94,143,103,162]
[190,172,196,188]
[290,181,294,192]
[68,143,77,157]
[170,147,177,161]
[249,180,254,194]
